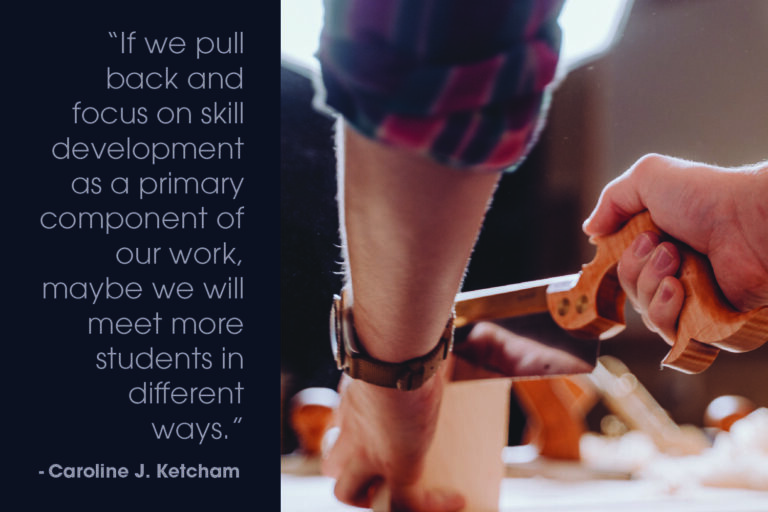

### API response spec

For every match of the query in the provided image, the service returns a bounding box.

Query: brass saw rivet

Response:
[576,294,589,314]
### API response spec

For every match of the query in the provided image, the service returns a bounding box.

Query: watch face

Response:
[330,295,344,369]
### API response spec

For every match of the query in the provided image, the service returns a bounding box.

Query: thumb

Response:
[582,178,644,237]
[388,486,465,512]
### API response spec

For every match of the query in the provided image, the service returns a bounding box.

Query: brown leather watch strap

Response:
[330,291,454,391]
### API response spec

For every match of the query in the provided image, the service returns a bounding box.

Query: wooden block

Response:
[372,377,511,512]
[420,378,512,511]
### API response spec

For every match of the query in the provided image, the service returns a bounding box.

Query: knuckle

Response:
[632,153,666,174]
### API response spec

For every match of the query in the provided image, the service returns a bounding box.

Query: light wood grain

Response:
[373,373,512,512]
[420,377,512,512]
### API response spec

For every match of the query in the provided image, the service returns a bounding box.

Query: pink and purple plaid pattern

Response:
[315,0,563,172]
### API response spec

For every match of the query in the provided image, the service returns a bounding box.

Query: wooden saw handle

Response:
[546,211,768,373]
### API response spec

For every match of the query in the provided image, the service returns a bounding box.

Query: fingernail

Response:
[432,489,465,509]
[659,280,675,303]
[653,245,674,271]
[632,233,654,258]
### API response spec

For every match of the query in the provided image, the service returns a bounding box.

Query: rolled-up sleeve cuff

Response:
[314,0,564,172]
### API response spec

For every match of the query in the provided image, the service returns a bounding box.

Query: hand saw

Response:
[450,210,768,380]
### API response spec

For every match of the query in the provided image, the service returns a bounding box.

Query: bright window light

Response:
[558,0,633,70]
[280,0,325,75]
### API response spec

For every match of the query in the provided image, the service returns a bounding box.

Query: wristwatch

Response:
[330,290,455,391]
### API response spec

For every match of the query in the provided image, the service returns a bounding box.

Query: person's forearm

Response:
[339,123,502,363]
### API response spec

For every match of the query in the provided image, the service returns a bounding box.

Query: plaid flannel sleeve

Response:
[314,0,564,172]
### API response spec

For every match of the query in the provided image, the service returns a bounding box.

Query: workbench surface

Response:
[281,473,768,511]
